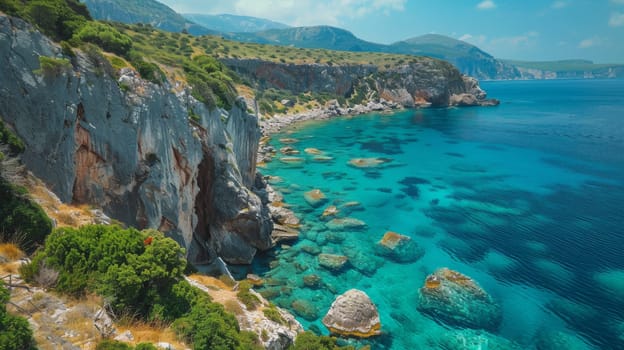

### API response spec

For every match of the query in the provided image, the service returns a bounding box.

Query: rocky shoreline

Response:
[256,89,499,248]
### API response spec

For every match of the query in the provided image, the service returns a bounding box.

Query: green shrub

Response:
[20,0,89,41]
[172,297,261,350]
[35,56,72,78]
[73,22,132,56]
[263,305,285,325]
[0,120,25,155]
[236,281,261,311]
[135,343,157,350]
[23,225,188,321]
[292,331,354,350]
[0,281,36,350]
[0,179,52,251]
[95,340,133,350]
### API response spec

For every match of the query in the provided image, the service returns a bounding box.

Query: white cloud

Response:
[551,1,567,9]
[166,0,407,27]
[578,37,601,48]
[459,34,473,41]
[609,12,624,27]
[477,0,496,10]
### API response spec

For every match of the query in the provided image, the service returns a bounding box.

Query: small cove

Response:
[246,80,624,349]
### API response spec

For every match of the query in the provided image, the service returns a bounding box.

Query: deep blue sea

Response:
[250,80,624,349]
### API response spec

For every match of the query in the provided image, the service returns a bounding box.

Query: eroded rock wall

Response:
[0,14,271,264]
[223,57,486,107]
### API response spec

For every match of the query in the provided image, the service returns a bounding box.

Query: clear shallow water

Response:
[249,80,624,349]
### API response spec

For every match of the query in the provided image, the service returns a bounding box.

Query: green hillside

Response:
[225,25,387,52]
[183,13,290,33]
[82,0,216,35]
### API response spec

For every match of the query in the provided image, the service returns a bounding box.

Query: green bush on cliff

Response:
[0,121,52,251]
[0,0,91,41]
[72,21,132,56]
[172,297,262,350]
[35,56,72,77]
[22,225,192,321]
[0,120,25,156]
[292,331,354,350]
[0,281,36,350]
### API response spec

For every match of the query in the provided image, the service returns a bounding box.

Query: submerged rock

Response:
[348,157,390,168]
[280,146,300,155]
[417,268,502,331]
[279,157,305,165]
[326,217,367,231]
[303,274,322,288]
[321,205,339,218]
[375,231,425,263]
[304,148,323,155]
[322,289,381,338]
[291,299,319,321]
[304,189,328,207]
[279,138,299,144]
[437,329,522,350]
[318,253,349,271]
[312,155,334,162]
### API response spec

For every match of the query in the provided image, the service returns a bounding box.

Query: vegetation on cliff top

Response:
[21,225,262,349]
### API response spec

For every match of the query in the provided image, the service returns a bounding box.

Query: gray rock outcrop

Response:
[322,289,381,338]
[224,58,498,108]
[0,14,272,264]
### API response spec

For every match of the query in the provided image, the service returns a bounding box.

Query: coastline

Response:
[257,98,401,164]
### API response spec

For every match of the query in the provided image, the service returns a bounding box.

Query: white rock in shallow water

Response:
[304,189,327,207]
[322,289,381,338]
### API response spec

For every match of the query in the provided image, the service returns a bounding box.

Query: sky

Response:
[159,0,624,63]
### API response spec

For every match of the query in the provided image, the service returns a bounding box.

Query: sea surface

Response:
[249,80,624,349]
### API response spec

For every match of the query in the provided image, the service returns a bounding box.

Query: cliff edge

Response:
[0,14,272,264]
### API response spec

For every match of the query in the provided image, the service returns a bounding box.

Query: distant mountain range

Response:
[225,28,520,80]
[81,0,217,35]
[183,13,289,33]
[81,0,624,80]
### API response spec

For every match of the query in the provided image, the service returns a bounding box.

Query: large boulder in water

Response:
[375,231,425,263]
[322,289,381,338]
[417,268,502,331]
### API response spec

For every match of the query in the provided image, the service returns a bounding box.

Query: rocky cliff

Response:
[0,14,272,264]
[223,58,495,107]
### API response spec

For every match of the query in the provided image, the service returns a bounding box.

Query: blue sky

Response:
[159,0,624,63]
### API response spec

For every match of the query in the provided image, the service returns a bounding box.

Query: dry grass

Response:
[0,243,24,261]
[117,323,186,349]
[190,274,233,291]
[0,261,21,275]
[223,299,245,316]
[57,306,101,345]
[23,173,97,228]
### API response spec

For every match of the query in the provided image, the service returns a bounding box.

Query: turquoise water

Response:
[250,80,624,349]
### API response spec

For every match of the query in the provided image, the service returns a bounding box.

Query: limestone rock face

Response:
[224,58,492,108]
[0,14,272,264]
[322,289,381,338]
[417,268,502,331]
